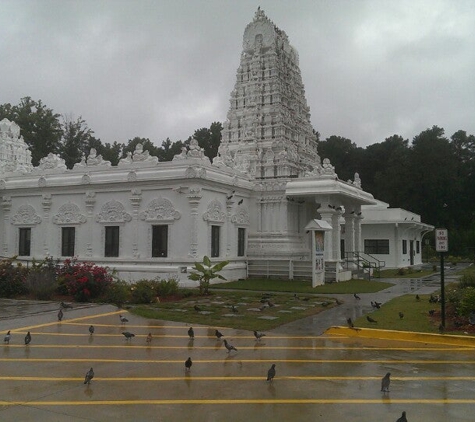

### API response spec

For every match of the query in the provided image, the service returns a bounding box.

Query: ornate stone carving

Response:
[38,176,47,187]
[321,158,337,177]
[0,118,33,174]
[85,191,96,212]
[118,143,159,166]
[139,197,181,222]
[86,148,111,167]
[11,204,42,225]
[96,200,132,223]
[82,174,91,184]
[0,180,6,190]
[53,202,87,225]
[185,166,207,179]
[1,196,12,211]
[202,199,226,223]
[127,171,137,182]
[172,138,211,164]
[41,194,52,211]
[231,206,250,225]
[130,188,142,210]
[38,153,67,171]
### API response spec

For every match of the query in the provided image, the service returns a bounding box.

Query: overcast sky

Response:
[1,0,474,148]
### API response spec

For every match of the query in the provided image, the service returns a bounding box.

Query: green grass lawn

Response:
[131,290,337,331]
[377,268,435,278]
[354,293,443,333]
[211,278,393,294]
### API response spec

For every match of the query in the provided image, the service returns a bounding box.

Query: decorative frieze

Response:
[96,200,132,223]
[202,199,226,223]
[53,202,87,225]
[11,204,41,225]
[139,197,181,222]
[231,206,250,225]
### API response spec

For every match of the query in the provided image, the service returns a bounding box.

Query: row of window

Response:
[18,226,247,258]
[364,239,421,255]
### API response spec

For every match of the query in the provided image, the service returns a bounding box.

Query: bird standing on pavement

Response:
[146,333,152,344]
[84,367,94,384]
[347,317,354,328]
[381,372,391,392]
[396,411,407,422]
[188,327,194,340]
[267,364,276,382]
[223,339,237,353]
[254,331,266,341]
[185,357,192,372]
[4,330,11,344]
[366,316,377,323]
[122,331,135,340]
[354,293,361,300]
[58,309,63,321]
[24,331,31,345]
[119,314,128,324]
[215,329,224,340]
[89,325,94,335]
[60,301,73,309]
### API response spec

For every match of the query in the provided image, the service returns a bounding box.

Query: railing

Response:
[343,251,386,280]
[247,259,312,280]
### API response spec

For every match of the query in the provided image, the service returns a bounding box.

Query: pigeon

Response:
[188,327,194,340]
[223,339,237,353]
[354,293,361,300]
[122,331,135,340]
[119,315,128,323]
[4,330,11,344]
[415,294,420,301]
[24,331,31,345]
[347,317,354,328]
[231,305,239,313]
[399,312,404,319]
[146,333,152,344]
[366,316,377,323]
[215,329,224,339]
[335,298,342,305]
[374,301,382,309]
[89,325,94,335]
[253,331,266,341]
[396,411,408,422]
[381,372,391,392]
[84,367,94,384]
[194,305,201,312]
[58,309,63,321]
[429,309,436,316]
[238,199,244,205]
[267,364,276,382]
[185,357,192,372]
[60,301,73,309]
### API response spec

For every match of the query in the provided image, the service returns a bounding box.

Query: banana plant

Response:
[188,256,229,295]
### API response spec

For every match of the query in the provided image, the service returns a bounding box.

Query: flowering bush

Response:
[57,258,113,302]
[0,257,28,297]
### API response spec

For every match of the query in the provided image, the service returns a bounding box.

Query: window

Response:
[364,239,389,255]
[402,240,407,254]
[61,227,75,257]
[152,225,168,257]
[416,241,420,254]
[238,228,246,257]
[19,228,31,256]
[211,225,220,258]
[105,226,119,257]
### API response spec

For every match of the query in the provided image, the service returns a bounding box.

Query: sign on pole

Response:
[435,228,448,253]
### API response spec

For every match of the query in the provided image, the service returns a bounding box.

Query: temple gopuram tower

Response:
[219,7,321,179]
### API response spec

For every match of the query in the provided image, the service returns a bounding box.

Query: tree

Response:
[100,141,123,166]
[0,97,62,165]
[157,138,185,162]
[121,137,160,160]
[192,122,223,162]
[60,116,95,169]
[188,256,229,295]
[317,135,362,181]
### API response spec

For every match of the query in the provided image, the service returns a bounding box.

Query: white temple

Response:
[0,9,432,285]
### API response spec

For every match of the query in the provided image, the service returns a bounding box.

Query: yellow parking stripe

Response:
[1,399,475,405]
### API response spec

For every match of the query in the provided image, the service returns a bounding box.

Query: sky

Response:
[1,0,474,148]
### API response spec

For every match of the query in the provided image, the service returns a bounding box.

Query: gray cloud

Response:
[1,0,474,147]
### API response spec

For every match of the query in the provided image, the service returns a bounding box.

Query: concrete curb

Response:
[325,326,475,347]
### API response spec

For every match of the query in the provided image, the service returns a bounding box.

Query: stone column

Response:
[344,212,356,268]
[354,213,363,253]
[41,194,52,256]
[187,188,202,258]
[1,196,12,256]
[225,198,235,257]
[85,191,96,257]
[129,189,142,259]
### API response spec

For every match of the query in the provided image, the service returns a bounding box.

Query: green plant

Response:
[188,256,229,295]
[459,273,475,289]
[102,279,131,307]
[457,287,475,317]
[0,257,28,298]
[25,256,60,300]
[155,277,179,297]
[131,279,157,304]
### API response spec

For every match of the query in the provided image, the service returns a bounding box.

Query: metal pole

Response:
[440,252,445,328]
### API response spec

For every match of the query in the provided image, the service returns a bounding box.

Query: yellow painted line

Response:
[1,358,475,364]
[3,344,475,352]
[1,376,475,382]
[327,326,475,348]
[16,310,125,332]
[1,399,475,405]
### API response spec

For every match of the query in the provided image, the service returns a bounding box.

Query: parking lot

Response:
[1,302,475,421]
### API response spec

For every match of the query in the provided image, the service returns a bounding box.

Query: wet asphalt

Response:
[0,267,473,422]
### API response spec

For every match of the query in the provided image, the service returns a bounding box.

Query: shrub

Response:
[459,273,475,289]
[156,277,179,297]
[397,268,406,276]
[25,256,60,300]
[57,258,113,302]
[131,279,157,304]
[0,257,28,297]
[457,287,475,317]
[102,279,131,307]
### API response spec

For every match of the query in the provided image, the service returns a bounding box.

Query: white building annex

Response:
[0,9,432,285]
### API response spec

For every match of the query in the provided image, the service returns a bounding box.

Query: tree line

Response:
[1,97,474,256]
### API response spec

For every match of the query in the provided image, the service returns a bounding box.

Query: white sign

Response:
[435,228,448,252]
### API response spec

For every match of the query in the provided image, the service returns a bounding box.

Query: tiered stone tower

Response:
[0,118,33,174]
[218,7,321,179]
